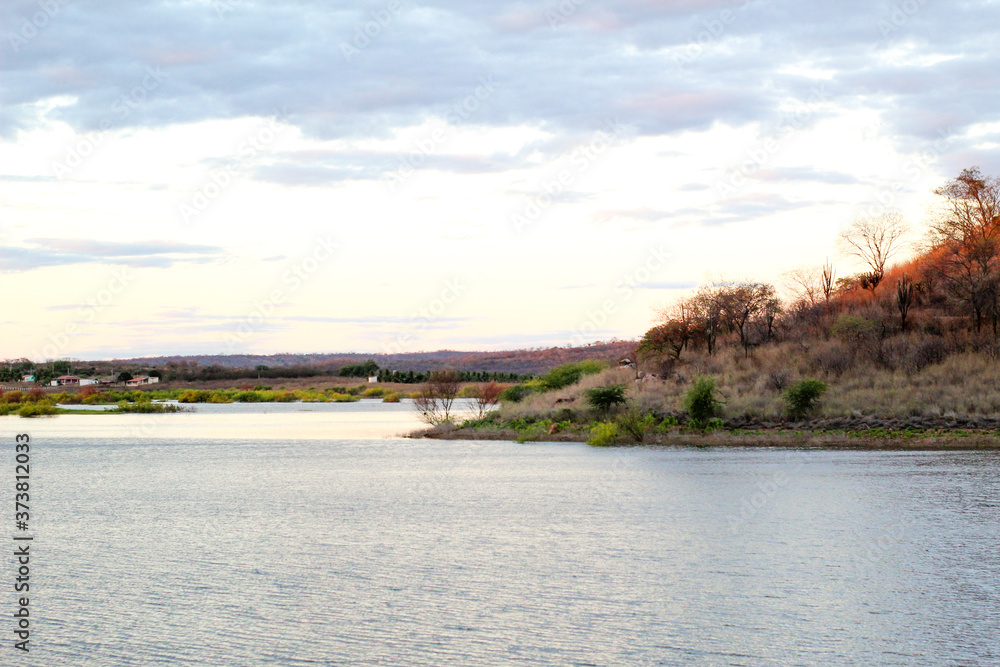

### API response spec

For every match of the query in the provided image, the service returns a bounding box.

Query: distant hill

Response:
[106,341,637,377]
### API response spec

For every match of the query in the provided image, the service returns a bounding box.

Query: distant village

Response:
[17,374,161,388]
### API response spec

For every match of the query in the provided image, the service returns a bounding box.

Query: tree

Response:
[716,281,780,357]
[838,212,908,292]
[928,167,1000,333]
[413,369,462,425]
[469,381,503,419]
[117,371,133,383]
[585,384,627,415]
[52,360,72,375]
[784,266,823,306]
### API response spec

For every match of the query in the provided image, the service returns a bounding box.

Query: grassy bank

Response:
[406,356,1000,449]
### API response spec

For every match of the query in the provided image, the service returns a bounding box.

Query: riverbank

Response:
[413,421,1000,449]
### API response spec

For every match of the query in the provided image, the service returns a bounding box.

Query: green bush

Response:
[232,391,261,403]
[684,376,724,429]
[362,386,385,398]
[382,391,401,403]
[784,379,828,420]
[178,390,213,403]
[18,404,58,418]
[533,360,605,392]
[657,416,680,432]
[616,410,658,442]
[500,385,533,403]
[585,384,628,414]
[587,421,619,446]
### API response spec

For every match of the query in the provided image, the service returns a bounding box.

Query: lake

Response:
[11,401,1000,665]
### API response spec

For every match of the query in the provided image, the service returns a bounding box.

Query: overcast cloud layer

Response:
[2,0,999,358]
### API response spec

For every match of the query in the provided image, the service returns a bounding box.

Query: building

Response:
[50,375,81,387]
[21,375,34,383]
[125,376,160,387]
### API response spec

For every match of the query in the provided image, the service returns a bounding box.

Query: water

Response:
[7,403,1000,665]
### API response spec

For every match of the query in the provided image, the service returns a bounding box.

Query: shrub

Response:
[585,384,628,414]
[382,391,401,403]
[19,404,58,418]
[232,391,261,403]
[362,386,385,398]
[274,391,298,403]
[684,376,723,428]
[657,416,680,432]
[784,379,828,420]
[178,390,213,403]
[616,410,658,442]
[500,385,533,403]
[2,391,23,404]
[587,421,619,446]
[26,388,47,403]
[764,369,791,392]
[533,360,605,392]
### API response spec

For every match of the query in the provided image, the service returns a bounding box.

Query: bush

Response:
[19,404,57,418]
[532,360,605,392]
[178,390,213,403]
[500,385,533,403]
[684,376,723,428]
[362,386,385,398]
[616,410,657,442]
[232,391,262,403]
[585,384,628,414]
[2,391,23,404]
[273,391,298,402]
[587,421,619,446]
[382,391,401,403]
[784,379,828,420]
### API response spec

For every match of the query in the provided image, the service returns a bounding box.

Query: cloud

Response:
[0,239,224,272]
[1,0,995,153]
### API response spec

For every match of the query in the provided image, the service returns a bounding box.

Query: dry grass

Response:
[500,340,1000,421]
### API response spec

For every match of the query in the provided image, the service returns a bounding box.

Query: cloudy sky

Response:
[2,0,999,360]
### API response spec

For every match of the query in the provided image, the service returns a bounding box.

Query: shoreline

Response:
[413,424,1000,450]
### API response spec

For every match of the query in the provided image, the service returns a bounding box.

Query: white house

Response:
[125,376,160,387]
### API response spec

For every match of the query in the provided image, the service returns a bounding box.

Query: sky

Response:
[2,0,1000,361]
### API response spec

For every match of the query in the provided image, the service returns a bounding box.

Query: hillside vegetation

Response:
[437,167,1000,445]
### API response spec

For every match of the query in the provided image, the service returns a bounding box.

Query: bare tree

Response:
[413,369,463,424]
[784,266,824,306]
[469,380,503,420]
[838,212,908,292]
